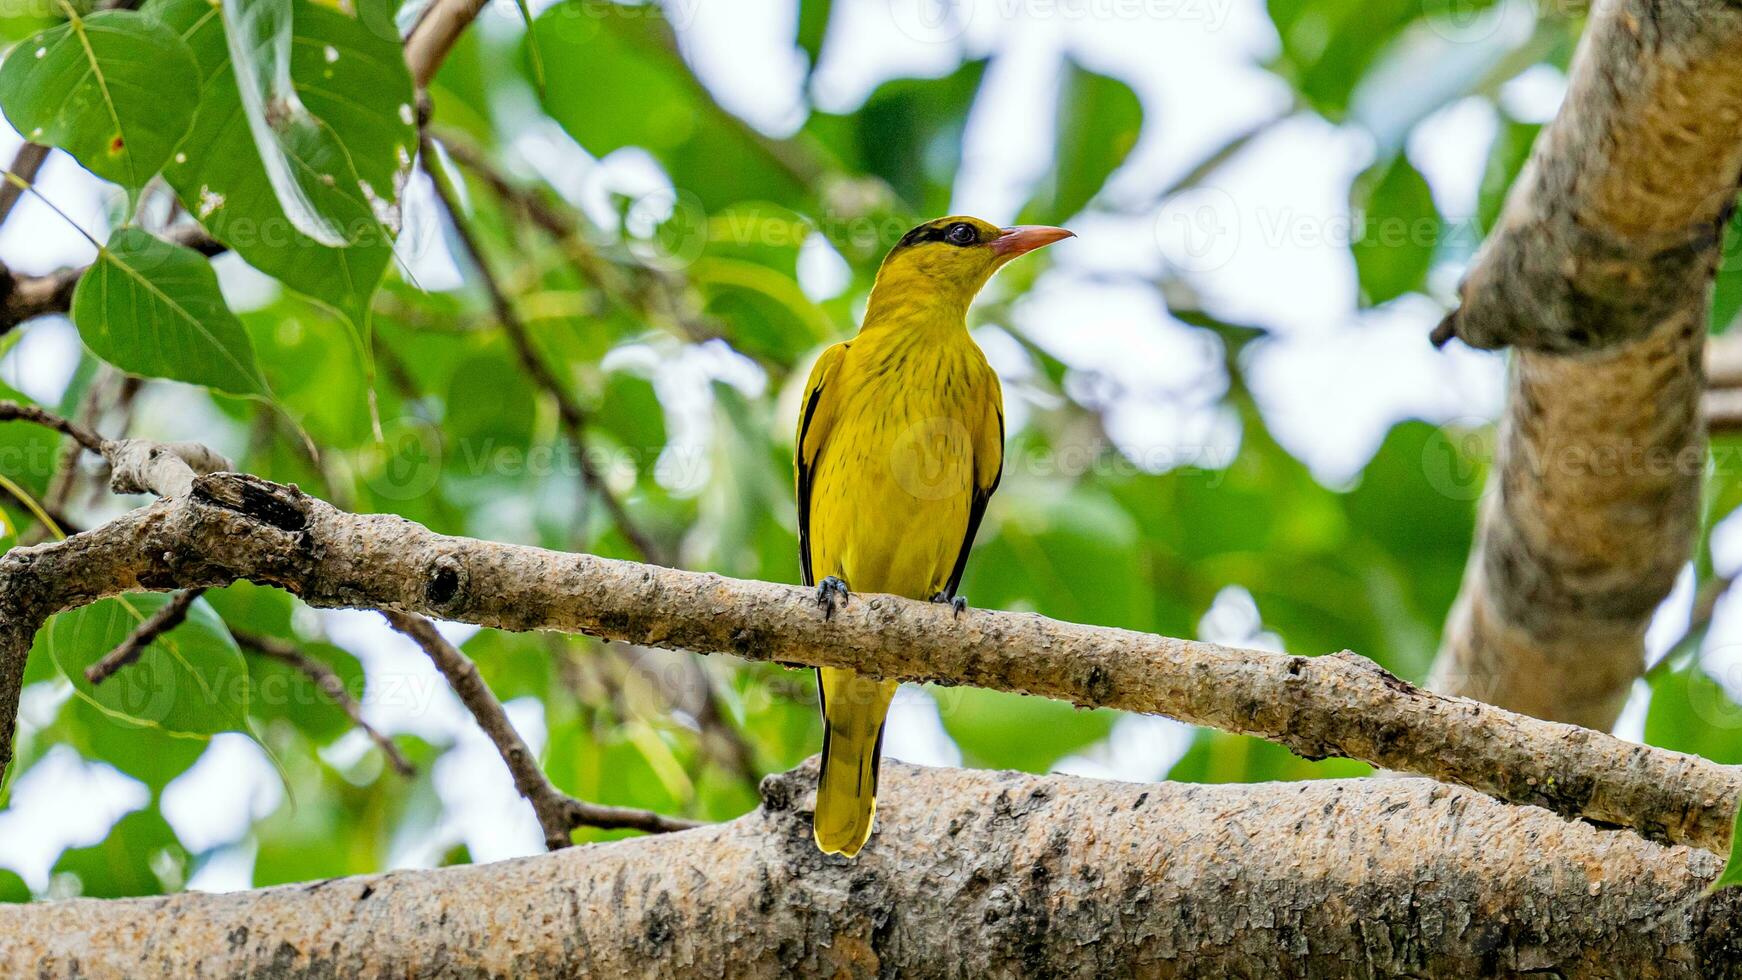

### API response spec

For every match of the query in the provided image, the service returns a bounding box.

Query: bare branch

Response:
[382,610,697,845]
[0,141,50,230]
[0,401,232,498]
[403,0,488,89]
[4,471,1740,858]
[1,763,1737,975]
[433,129,722,348]
[420,141,665,565]
[233,629,416,778]
[84,588,203,685]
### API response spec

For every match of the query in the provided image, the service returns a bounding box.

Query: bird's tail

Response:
[814,667,899,857]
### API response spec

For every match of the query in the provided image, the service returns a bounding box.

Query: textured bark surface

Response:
[2,473,1739,857]
[2,762,1739,978]
[1427,0,1742,727]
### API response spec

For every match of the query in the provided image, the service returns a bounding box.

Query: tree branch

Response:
[2,471,1738,858]
[1,762,1737,975]
[381,609,697,846]
[83,587,202,685]
[403,0,488,90]
[1425,0,1742,726]
[232,628,416,778]
[0,141,50,230]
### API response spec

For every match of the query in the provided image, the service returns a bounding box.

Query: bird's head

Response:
[868,216,1073,317]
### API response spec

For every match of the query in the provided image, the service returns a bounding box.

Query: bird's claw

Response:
[816,576,850,620]
[931,592,969,619]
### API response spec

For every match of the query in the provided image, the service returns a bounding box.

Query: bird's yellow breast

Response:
[806,328,999,599]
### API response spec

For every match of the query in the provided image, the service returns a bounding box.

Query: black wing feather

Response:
[796,379,828,589]
[940,405,1004,600]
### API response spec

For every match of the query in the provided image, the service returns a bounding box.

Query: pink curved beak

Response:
[990,225,1075,258]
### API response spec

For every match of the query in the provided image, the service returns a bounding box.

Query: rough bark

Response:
[1427,0,1742,727]
[2,473,1739,857]
[2,762,1738,978]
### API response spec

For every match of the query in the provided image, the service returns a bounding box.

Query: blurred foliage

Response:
[0,0,1735,906]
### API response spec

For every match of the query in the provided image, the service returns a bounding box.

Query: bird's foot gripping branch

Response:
[2,447,1742,863]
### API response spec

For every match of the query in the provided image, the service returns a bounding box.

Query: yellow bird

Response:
[795,215,1073,856]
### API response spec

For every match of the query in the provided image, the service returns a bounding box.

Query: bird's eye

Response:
[944,222,977,246]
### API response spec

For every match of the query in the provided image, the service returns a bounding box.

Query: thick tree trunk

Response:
[1427,0,1742,727]
[2,763,1737,978]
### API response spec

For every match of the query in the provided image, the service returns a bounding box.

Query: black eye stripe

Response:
[896,221,982,249]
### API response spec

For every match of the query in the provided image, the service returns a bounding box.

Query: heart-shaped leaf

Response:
[0,8,200,189]
[156,0,415,330]
[71,227,268,397]
[46,593,252,739]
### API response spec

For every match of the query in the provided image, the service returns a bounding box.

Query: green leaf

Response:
[1477,116,1538,235]
[1715,801,1742,891]
[1170,728,1372,783]
[1713,202,1742,334]
[805,58,988,217]
[247,639,364,743]
[1350,153,1439,305]
[1644,659,1742,765]
[0,868,26,903]
[531,3,805,210]
[937,687,1116,774]
[71,227,268,397]
[46,593,252,738]
[1026,59,1141,224]
[54,808,186,898]
[50,695,206,792]
[156,0,416,329]
[796,0,830,71]
[0,505,14,553]
[218,0,352,246]
[0,9,199,190]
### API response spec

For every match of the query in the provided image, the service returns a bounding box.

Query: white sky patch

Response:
[1408,96,1499,224]
[883,688,965,768]
[0,747,149,891]
[1153,115,1371,336]
[1245,295,1506,482]
[395,164,464,293]
[1,315,81,404]
[1499,64,1569,124]
[797,231,852,300]
[162,735,284,855]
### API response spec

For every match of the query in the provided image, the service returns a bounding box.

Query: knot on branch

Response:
[758,759,819,814]
[1433,217,1720,353]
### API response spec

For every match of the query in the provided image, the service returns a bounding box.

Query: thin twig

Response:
[435,130,722,348]
[382,610,699,847]
[0,401,105,453]
[0,142,50,230]
[420,140,664,565]
[84,588,203,684]
[403,0,489,89]
[233,629,416,778]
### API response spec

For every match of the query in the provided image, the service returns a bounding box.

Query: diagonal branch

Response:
[233,628,416,778]
[382,609,698,845]
[3,471,1740,858]
[1425,0,1742,727]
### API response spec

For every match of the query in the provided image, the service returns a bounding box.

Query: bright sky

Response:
[12,0,1708,896]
